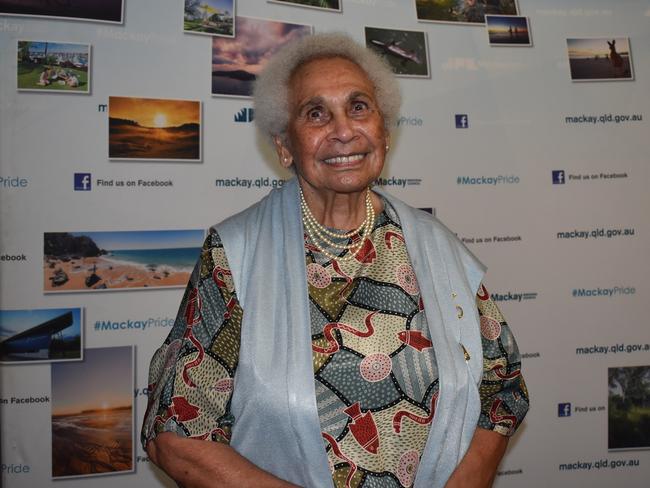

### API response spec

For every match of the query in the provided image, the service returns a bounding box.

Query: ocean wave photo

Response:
[43,230,202,292]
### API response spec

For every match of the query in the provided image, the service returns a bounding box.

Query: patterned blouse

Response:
[142,199,529,488]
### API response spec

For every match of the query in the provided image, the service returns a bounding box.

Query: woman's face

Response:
[275,56,388,198]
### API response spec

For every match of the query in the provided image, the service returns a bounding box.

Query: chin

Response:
[331,174,378,193]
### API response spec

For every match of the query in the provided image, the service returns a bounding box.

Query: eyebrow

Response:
[347,90,373,102]
[296,91,375,115]
[296,96,326,115]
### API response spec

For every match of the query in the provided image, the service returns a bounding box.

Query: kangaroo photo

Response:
[566,37,633,81]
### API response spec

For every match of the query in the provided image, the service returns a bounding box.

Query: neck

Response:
[299,182,379,230]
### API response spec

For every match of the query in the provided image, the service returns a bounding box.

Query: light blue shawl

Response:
[216,177,485,488]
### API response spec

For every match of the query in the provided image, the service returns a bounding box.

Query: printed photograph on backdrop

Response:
[0,308,82,364]
[212,16,312,98]
[365,27,430,78]
[43,230,203,293]
[16,41,90,93]
[183,0,235,37]
[609,365,650,451]
[566,37,634,81]
[108,96,201,161]
[485,15,531,46]
[51,346,134,478]
[0,0,123,23]
[268,0,341,12]
[415,0,518,25]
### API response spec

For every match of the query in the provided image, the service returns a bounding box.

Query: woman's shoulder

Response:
[376,190,486,279]
[376,190,458,240]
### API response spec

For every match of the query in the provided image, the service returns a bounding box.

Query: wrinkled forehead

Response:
[287,56,377,108]
[290,54,367,76]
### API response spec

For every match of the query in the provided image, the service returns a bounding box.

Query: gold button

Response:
[461,344,470,361]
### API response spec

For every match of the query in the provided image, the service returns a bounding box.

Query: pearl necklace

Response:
[300,187,375,261]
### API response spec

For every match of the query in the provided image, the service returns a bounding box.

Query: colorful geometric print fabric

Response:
[141,202,529,488]
[141,231,241,445]
[306,202,528,487]
[307,207,438,488]
[475,283,530,436]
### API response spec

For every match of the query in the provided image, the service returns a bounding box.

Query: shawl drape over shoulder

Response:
[216,177,486,488]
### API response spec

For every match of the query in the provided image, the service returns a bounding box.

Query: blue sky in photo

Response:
[487,16,528,31]
[0,308,81,340]
[25,41,89,54]
[69,229,204,250]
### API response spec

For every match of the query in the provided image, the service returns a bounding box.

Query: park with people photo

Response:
[17,41,89,92]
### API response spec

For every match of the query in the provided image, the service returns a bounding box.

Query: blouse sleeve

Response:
[140,230,243,448]
[476,284,530,436]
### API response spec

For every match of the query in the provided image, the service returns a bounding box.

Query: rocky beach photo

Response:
[44,231,200,292]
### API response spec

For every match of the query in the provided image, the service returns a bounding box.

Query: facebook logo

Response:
[74,173,91,191]
[455,114,469,129]
[558,403,572,417]
[552,170,566,184]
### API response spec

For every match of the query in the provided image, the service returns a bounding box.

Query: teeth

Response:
[324,154,364,164]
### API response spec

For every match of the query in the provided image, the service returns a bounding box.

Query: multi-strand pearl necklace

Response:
[300,187,375,262]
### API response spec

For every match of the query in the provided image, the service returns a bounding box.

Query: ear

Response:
[273,135,293,169]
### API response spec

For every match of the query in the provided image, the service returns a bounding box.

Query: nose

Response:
[330,112,356,144]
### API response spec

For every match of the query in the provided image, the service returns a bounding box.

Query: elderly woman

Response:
[142,33,528,488]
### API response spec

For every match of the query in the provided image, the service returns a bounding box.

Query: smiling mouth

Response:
[322,153,366,164]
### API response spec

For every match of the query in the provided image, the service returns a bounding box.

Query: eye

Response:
[307,107,325,121]
[351,101,369,113]
[352,102,368,112]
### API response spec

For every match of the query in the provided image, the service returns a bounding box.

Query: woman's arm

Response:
[147,433,299,488]
[444,428,508,488]
[142,233,292,486]
[445,284,530,487]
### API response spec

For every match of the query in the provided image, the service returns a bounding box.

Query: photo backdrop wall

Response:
[1,0,649,487]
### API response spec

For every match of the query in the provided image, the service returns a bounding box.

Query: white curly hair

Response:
[253,32,401,140]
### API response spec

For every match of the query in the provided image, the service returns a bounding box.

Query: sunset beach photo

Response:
[109,96,201,161]
[51,346,134,478]
[43,230,203,292]
[567,37,633,81]
[212,17,311,97]
[486,15,531,46]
